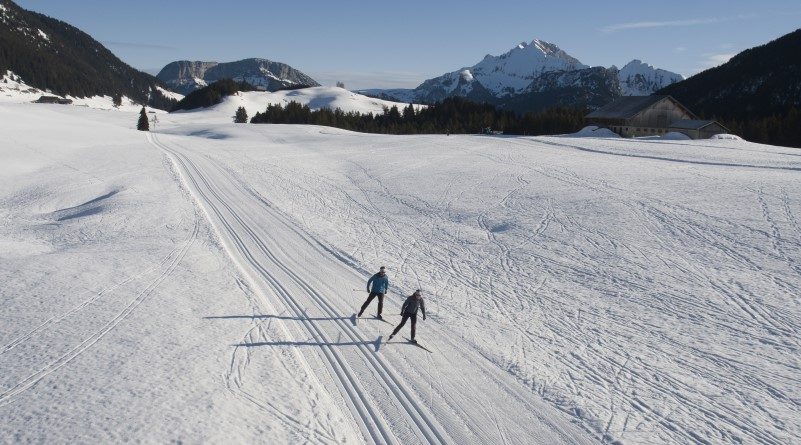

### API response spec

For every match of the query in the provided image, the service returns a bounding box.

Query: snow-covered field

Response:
[2,102,800,444]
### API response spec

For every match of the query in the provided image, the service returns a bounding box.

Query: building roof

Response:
[585,95,668,119]
[668,119,723,130]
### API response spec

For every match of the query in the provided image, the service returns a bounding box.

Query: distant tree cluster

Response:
[722,108,801,148]
[171,79,256,112]
[250,97,586,136]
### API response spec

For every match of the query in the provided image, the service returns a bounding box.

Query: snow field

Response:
[2,101,800,444]
[158,116,801,444]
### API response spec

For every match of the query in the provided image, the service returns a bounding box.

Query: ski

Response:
[404,338,433,353]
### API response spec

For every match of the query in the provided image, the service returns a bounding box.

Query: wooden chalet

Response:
[585,95,729,139]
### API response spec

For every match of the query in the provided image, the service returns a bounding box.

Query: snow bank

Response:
[567,125,621,138]
[661,131,691,140]
[710,133,743,140]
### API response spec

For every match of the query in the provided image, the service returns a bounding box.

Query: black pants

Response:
[359,292,384,316]
[391,313,417,339]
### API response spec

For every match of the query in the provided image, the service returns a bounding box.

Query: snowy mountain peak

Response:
[367,39,683,107]
[617,59,684,96]
[467,38,588,96]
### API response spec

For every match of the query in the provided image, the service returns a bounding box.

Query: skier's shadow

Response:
[204,314,352,322]
[234,338,382,352]
[208,314,382,351]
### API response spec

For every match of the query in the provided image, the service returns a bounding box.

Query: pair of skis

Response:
[354,313,433,353]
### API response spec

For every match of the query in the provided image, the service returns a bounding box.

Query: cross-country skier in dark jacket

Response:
[358,266,389,319]
[388,289,425,343]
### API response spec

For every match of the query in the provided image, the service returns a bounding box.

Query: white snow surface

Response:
[710,133,744,140]
[178,87,423,123]
[2,102,801,444]
[156,85,184,102]
[661,131,692,140]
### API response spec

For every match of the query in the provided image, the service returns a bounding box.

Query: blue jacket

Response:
[367,273,389,294]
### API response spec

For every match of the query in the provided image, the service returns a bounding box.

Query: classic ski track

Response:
[195,149,454,445]
[153,138,396,445]
[237,173,596,443]
[0,211,199,407]
[152,134,452,445]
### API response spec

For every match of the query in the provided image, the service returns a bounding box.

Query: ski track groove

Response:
[152,134,451,445]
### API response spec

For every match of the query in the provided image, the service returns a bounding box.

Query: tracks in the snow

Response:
[0,212,199,407]
[151,133,451,445]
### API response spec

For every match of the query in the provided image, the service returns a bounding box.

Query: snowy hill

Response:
[157,58,320,95]
[175,86,422,122]
[0,0,178,110]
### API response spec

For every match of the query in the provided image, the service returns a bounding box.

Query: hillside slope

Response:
[0,0,176,109]
[658,28,801,118]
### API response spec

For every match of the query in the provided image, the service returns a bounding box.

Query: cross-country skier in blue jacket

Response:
[388,289,426,343]
[358,266,389,319]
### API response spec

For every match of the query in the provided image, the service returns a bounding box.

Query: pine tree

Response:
[137,107,150,131]
[112,93,122,108]
[234,106,248,123]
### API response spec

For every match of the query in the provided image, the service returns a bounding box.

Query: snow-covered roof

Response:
[668,119,727,130]
[585,95,696,120]
[586,95,668,119]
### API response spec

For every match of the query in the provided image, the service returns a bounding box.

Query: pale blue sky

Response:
[16,0,801,89]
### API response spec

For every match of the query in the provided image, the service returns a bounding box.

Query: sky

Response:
[15,0,801,90]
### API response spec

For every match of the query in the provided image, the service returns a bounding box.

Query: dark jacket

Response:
[401,295,425,317]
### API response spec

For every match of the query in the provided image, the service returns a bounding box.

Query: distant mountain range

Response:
[156,59,320,95]
[0,0,177,110]
[361,39,683,112]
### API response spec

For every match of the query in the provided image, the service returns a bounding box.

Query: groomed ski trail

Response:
[151,133,450,445]
[149,132,594,445]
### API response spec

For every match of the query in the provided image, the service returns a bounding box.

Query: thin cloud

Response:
[102,41,178,51]
[701,53,735,68]
[601,17,722,33]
